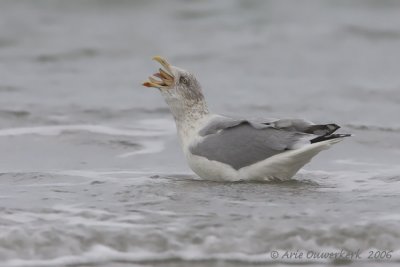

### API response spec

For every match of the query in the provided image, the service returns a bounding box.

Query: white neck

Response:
[175,102,209,138]
[164,96,209,147]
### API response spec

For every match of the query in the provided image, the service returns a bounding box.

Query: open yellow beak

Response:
[143,56,175,88]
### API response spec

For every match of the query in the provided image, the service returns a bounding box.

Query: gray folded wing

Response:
[190,116,323,170]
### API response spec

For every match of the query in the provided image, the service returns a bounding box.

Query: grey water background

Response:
[1,0,400,266]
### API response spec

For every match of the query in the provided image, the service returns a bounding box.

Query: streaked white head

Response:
[143,56,209,123]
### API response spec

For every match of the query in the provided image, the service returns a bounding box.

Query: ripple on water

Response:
[0,169,400,266]
[34,48,100,63]
[0,215,399,266]
[0,110,30,118]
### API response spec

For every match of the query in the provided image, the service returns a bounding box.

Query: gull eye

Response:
[179,76,189,85]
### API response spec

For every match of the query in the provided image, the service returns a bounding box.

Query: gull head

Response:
[143,56,208,121]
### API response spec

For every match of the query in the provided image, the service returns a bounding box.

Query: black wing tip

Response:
[305,123,341,135]
[310,133,352,144]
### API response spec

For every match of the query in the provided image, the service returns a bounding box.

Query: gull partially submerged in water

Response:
[143,56,351,181]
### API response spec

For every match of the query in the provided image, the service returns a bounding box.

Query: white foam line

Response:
[299,167,400,193]
[0,124,168,137]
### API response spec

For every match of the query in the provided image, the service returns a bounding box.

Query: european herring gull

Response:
[143,56,351,181]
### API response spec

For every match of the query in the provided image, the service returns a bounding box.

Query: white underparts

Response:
[185,138,344,181]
